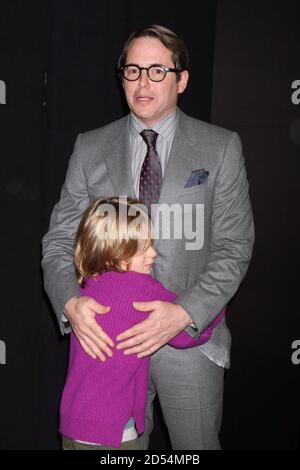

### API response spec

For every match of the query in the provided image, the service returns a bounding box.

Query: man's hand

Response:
[64,296,114,361]
[116,301,192,357]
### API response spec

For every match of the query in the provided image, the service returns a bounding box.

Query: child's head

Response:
[74,197,156,286]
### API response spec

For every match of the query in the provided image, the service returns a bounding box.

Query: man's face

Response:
[123,37,189,127]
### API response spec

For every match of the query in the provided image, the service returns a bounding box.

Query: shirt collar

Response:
[129,108,178,142]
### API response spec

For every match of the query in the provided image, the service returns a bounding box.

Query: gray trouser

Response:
[137,345,224,450]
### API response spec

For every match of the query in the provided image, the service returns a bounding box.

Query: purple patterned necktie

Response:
[139,129,162,215]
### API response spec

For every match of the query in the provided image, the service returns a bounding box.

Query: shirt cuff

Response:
[62,312,69,323]
[60,312,72,335]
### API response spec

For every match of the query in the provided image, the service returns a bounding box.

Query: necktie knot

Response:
[140,129,158,150]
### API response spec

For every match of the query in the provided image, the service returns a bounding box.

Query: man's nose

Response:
[138,69,150,86]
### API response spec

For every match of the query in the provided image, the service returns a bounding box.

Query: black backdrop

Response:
[0,0,299,450]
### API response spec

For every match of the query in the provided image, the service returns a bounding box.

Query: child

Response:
[59,197,226,450]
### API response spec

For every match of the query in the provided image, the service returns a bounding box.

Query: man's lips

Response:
[136,96,154,101]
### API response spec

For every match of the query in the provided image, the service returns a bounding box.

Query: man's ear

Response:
[177,70,189,94]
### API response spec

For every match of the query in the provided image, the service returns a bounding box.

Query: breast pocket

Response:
[181,181,209,197]
[179,181,209,202]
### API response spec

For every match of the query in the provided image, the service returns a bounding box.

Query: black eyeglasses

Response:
[119,64,181,82]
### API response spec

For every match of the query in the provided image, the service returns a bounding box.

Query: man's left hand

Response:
[116,301,192,357]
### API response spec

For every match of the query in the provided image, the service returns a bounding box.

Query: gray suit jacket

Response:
[41,109,254,369]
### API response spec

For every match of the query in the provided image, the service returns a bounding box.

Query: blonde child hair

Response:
[74,197,153,287]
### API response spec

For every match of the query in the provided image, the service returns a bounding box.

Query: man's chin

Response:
[131,108,155,123]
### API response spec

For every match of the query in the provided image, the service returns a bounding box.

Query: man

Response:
[42,25,254,450]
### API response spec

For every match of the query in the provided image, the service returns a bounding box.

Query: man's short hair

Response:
[117,24,190,81]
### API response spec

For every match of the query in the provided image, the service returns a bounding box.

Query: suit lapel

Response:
[102,116,135,198]
[158,111,200,206]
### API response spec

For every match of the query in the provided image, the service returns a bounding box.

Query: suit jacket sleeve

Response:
[175,132,255,337]
[151,280,217,349]
[41,134,90,334]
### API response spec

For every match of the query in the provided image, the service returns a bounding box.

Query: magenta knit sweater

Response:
[59,271,226,448]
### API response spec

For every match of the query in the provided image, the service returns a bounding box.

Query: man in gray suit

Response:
[42,25,254,450]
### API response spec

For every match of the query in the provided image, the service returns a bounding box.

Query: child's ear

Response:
[126,261,132,272]
[120,260,130,271]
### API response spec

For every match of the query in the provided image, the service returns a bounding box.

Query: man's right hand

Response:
[64,296,113,361]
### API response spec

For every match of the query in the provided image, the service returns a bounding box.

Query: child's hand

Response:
[64,296,114,361]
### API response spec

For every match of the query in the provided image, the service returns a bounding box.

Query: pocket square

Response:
[184,168,209,188]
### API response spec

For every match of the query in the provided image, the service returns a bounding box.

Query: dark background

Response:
[0,0,299,449]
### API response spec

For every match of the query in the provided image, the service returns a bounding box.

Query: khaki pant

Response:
[62,435,142,451]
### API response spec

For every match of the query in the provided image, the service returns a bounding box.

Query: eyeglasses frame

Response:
[118,63,182,82]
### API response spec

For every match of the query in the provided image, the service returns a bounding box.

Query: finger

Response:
[78,336,106,362]
[77,338,97,360]
[88,299,111,314]
[123,339,156,356]
[116,321,148,342]
[133,301,158,312]
[116,331,150,350]
[137,344,162,358]
[82,327,114,358]
[79,334,106,361]
[88,320,115,348]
